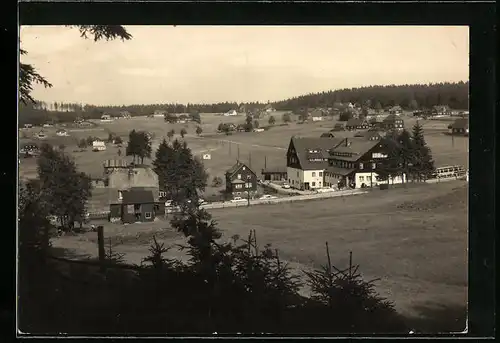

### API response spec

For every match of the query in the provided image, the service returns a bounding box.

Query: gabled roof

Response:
[225,161,255,177]
[262,166,288,174]
[122,188,154,204]
[289,136,344,170]
[310,109,323,118]
[451,118,469,129]
[329,138,381,162]
[346,118,367,127]
[383,114,403,123]
[354,131,382,140]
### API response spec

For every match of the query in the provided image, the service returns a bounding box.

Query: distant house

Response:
[109,188,164,224]
[354,130,383,141]
[119,111,131,119]
[331,123,346,131]
[382,114,404,131]
[253,128,265,133]
[92,140,106,151]
[388,106,403,115]
[320,132,335,138]
[261,166,287,181]
[345,118,369,131]
[432,105,451,116]
[35,131,47,139]
[23,124,33,129]
[264,104,275,113]
[20,143,39,156]
[449,118,469,136]
[100,114,112,122]
[103,159,129,174]
[225,161,258,196]
[153,110,167,118]
[224,110,238,116]
[311,110,324,121]
[202,153,211,160]
[56,129,69,137]
[42,123,53,128]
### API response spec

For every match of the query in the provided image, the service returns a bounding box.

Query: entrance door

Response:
[304,182,310,190]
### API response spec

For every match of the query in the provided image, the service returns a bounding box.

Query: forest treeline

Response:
[19,82,468,126]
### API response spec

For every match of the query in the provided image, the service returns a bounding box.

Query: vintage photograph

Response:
[18,25,469,335]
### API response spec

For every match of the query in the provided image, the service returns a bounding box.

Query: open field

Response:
[52,180,468,320]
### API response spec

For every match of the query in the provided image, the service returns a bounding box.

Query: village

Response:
[19,102,469,224]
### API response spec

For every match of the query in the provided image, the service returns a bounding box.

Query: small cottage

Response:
[449,118,469,136]
[56,129,69,136]
[92,140,106,151]
[225,161,258,196]
[382,114,404,131]
[331,123,346,131]
[109,188,164,224]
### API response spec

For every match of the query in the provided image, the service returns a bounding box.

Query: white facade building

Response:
[92,140,107,151]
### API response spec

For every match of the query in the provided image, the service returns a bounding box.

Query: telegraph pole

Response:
[264,155,267,169]
[237,144,240,160]
[249,152,252,169]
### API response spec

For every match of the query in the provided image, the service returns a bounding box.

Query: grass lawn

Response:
[53,180,468,321]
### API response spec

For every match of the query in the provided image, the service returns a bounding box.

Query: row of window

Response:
[235,182,253,189]
[329,161,378,169]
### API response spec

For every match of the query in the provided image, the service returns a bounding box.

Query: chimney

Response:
[345,138,349,147]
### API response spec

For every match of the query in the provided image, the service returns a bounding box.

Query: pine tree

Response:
[411,122,435,181]
[125,129,139,163]
[36,144,92,231]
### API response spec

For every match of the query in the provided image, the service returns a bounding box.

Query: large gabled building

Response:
[286,136,344,190]
[286,135,406,190]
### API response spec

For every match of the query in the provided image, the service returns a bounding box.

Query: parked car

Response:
[282,183,291,189]
[259,194,278,200]
[230,196,247,203]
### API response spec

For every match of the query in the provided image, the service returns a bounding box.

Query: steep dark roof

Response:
[262,166,287,174]
[320,132,335,138]
[354,131,382,140]
[451,118,469,129]
[329,138,380,162]
[290,136,344,170]
[226,161,255,177]
[346,118,367,127]
[122,188,155,204]
[310,109,323,117]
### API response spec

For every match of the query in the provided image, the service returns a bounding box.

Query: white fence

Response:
[200,189,368,210]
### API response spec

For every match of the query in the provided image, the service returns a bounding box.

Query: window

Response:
[235,184,243,189]
[367,176,372,182]
[312,172,316,177]
[242,167,246,170]
[359,163,364,170]
[145,212,152,219]
[237,174,241,179]
[312,182,316,187]
[288,179,291,183]
[296,171,299,177]
[372,162,376,169]
[134,204,140,211]
[319,172,323,177]
[319,182,322,187]
[246,182,252,188]
[359,176,365,181]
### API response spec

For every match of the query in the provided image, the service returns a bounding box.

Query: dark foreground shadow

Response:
[404,303,467,333]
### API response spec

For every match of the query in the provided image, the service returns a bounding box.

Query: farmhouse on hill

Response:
[224,109,238,116]
[225,161,258,197]
[100,114,112,121]
[286,136,406,190]
[432,105,451,116]
[92,140,106,151]
[448,118,469,136]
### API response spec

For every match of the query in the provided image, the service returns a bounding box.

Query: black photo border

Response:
[4,0,496,340]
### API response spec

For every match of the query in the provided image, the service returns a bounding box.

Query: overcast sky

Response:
[20,26,469,106]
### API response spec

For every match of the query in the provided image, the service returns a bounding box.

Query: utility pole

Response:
[264,155,267,169]
[237,144,240,161]
[249,152,252,169]
[246,175,251,207]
